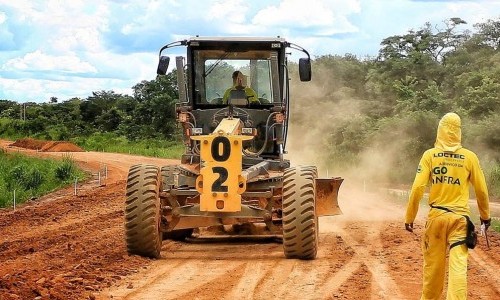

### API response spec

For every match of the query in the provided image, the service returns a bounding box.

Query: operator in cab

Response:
[222,71,259,104]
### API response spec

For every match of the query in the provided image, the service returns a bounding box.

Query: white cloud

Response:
[206,0,249,23]
[2,0,109,53]
[445,2,498,25]
[0,76,135,102]
[3,50,97,73]
[119,1,163,35]
[252,0,361,35]
[0,49,159,101]
[87,51,158,81]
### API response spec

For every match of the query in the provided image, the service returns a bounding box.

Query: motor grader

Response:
[124,37,343,260]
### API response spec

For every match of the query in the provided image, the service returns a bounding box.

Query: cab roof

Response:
[187,36,287,44]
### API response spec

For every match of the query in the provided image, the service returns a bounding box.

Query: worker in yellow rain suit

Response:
[405,112,491,300]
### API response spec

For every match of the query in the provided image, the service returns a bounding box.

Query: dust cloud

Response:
[283,66,416,222]
[285,71,409,189]
[284,78,361,173]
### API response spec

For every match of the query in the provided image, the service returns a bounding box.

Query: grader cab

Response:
[124,37,343,260]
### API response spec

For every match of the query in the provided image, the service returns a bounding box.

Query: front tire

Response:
[125,164,162,258]
[282,166,318,260]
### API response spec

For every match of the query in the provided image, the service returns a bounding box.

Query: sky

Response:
[0,0,499,103]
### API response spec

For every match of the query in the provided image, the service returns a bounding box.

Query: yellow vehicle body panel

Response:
[192,126,253,212]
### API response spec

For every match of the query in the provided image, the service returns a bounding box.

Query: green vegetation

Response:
[0,70,183,158]
[0,17,499,200]
[0,73,179,142]
[0,151,86,208]
[288,17,500,199]
[491,218,500,233]
[71,132,184,158]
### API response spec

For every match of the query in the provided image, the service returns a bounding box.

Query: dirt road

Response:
[0,141,499,300]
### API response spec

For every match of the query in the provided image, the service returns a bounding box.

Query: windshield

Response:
[193,50,276,105]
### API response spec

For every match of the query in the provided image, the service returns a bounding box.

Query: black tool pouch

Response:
[464,216,477,249]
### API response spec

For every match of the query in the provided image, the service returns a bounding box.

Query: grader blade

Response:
[315,177,343,216]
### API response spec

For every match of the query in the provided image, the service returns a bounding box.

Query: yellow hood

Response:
[434,113,462,152]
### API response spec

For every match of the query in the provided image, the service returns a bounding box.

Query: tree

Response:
[378,18,468,63]
[130,73,179,139]
[474,18,500,49]
[458,73,500,118]
[96,108,122,132]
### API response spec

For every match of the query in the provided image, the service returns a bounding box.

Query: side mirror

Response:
[156,56,170,75]
[299,58,312,82]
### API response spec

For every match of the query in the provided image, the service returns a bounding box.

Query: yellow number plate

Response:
[192,134,251,212]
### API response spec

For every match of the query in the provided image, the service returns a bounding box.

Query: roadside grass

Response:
[71,133,184,159]
[0,150,86,208]
[484,161,500,200]
[491,218,500,233]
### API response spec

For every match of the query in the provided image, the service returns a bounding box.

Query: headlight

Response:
[190,127,203,135]
[241,128,257,136]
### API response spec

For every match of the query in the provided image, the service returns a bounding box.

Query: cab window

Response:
[193,50,275,105]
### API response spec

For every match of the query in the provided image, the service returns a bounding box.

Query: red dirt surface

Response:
[9,138,47,150]
[9,138,84,152]
[40,141,84,152]
[0,139,499,300]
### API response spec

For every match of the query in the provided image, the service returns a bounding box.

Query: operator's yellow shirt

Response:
[405,113,490,223]
[222,86,258,104]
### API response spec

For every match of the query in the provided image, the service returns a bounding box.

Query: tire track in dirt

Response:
[222,261,268,300]
[324,219,405,299]
[100,190,405,300]
[116,261,246,300]
[102,223,363,300]
[272,259,318,298]
[101,245,250,300]
[313,257,362,298]
[250,254,297,298]
[219,228,356,299]
[468,248,500,298]
[153,242,282,299]
[378,222,423,297]
[171,264,247,300]
[271,232,355,299]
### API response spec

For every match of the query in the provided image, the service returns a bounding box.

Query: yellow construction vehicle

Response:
[124,37,343,260]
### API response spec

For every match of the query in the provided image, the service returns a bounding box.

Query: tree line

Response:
[289,17,500,196]
[0,17,499,196]
[0,72,179,141]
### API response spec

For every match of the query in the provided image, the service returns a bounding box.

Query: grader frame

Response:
[124,37,343,260]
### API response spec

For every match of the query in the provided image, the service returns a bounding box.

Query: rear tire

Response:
[282,166,318,260]
[125,164,162,258]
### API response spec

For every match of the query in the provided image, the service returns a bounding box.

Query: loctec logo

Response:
[433,152,465,159]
